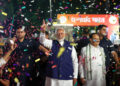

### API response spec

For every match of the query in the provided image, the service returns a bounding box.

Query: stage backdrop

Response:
[57,14,119,42]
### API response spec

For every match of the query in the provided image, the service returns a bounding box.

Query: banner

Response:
[57,14,119,26]
[57,14,119,40]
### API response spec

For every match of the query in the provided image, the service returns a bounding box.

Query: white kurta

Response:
[39,32,78,86]
[79,44,106,86]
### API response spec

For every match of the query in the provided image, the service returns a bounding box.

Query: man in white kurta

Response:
[79,33,106,86]
[39,26,78,86]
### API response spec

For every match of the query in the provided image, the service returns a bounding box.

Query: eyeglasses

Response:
[92,39,100,42]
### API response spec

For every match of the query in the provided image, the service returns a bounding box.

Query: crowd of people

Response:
[0,22,120,86]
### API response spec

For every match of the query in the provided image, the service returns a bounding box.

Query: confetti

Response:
[25,72,30,76]
[2,12,7,16]
[35,58,40,62]
[57,47,65,58]
[21,6,26,9]
[31,0,35,3]
[24,49,28,52]
[0,26,4,29]
[112,69,116,72]
[21,26,25,31]
[17,72,21,76]
[10,40,14,44]
[112,81,115,85]
[0,43,5,46]
[22,1,26,5]
[14,77,19,83]
[70,43,77,46]
[26,63,29,68]
[24,18,28,21]
[52,65,57,68]
[8,68,12,73]
[0,30,4,33]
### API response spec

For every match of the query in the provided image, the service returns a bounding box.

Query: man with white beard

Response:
[79,33,106,86]
[39,22,78,86]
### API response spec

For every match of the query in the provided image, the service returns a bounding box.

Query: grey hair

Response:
[55,27,65,34]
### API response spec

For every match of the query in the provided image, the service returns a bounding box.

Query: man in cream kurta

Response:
[79,33,106,86]
[39,26,78,86]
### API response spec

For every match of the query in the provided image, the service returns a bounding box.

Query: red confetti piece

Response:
[17,72,21,76]
[52,65,57,69]
[26,63,29,68]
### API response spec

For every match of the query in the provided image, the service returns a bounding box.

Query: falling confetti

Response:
[24,49,28,52]
[14,77,19,83]
[21,6,26,9]
[8,68,12,73]
[70,43,77,46]
[0,26,4,29]
[35,58,40,62]
[57,47,65,58]
[52,65,57,68]
[2,12,7,16]
[26,63,29,68]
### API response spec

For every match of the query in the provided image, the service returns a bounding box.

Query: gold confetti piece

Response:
[112,81,115,85]
[8,68,12,73]
[2,12,7,16]
[70,43,77,46]
[0,43,5,46]
[0,26,4,29]
[76,7,79,9]
[53,22,57,24]
[35,58,40,62]
[14,77,19,83]
[57,47,65,58]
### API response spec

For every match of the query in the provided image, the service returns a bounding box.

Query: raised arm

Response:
[0,43,16,67]
[0,79,10,86]
[39,20,52,49]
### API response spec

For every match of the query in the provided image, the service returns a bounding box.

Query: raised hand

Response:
[41,19,47,32]
[10,43,17,51]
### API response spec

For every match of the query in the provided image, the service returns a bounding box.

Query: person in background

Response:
[2,26,49,86]
[35,30,50,86]
[0,43,16,86]
[76,28,90,56]
[0,45,16,67]
[97,24,119,86]
[79,33,106,86]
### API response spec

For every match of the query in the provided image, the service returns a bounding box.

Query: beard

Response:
[17,36,24,39]
[57,37,65,42]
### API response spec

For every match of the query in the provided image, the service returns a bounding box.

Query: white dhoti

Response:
[83,59,106,86]
[45,77,73,86]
